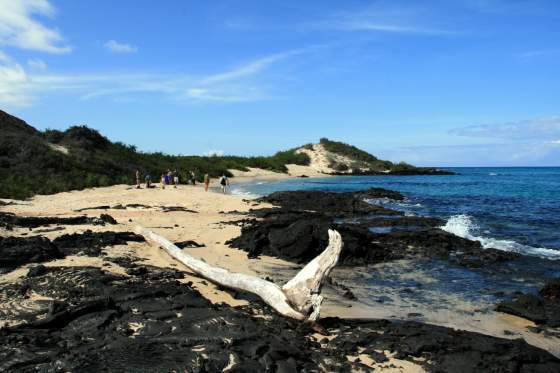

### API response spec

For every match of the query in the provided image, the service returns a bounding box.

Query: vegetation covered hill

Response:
[298,138,451,175]
[0,110,309,199]
[0,110,450,200]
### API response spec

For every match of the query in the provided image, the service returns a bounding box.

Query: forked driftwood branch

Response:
[135,226,343,321]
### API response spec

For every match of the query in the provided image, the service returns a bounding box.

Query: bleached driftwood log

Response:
[282,229,343,321]
[135,225,343,321]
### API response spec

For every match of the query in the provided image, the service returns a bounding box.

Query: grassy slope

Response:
[0,111,309,199]
[318,138,442,174]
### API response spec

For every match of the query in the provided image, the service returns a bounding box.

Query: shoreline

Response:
[1,182,559,362]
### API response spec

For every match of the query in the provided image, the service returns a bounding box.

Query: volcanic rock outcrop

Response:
[0,212,117,230]
[497,278,560,327]
[1,266,558,372]
[228,189,518,267]
[0,230,144,272]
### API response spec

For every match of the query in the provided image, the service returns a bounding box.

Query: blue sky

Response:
[1,0,559,166]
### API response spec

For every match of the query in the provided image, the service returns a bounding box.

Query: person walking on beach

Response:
[219,174,229,194]
[204,173,210,192]
[145,173,151,188]
[166,169,172,186]
[161,173,166,189]
[135,169,141,189]
[173,169,179,188]
[190,170,196,185]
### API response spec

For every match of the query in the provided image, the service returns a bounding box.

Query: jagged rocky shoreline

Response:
[1,188,560,372]
[227,189,518,267]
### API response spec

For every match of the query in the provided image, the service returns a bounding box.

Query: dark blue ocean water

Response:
[232,167,560,260]
[232,167,560,328]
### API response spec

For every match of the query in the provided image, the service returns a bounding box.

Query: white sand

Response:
[1,182,558,359]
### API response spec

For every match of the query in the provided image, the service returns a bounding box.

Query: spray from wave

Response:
[441,215,560,260]
[229,187,259,199]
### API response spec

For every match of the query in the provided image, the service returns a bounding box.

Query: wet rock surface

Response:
[226,208,517,267]
[257,188,403,216]
[1,266,558,373]
[228,189,520,267]
[0,212,117,229]
[357,215,444,229]
[497,279,560,327]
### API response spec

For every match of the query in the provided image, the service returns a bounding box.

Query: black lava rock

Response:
[257,189,403,216]
[0,236,63,268]
[53,230,145,257]
[497,279,560,327]
[1,266,557,372]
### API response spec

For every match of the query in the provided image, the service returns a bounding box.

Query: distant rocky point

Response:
[293,138,453,176]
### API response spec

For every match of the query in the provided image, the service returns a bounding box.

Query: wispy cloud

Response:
[0,52,34,106]
[104,40,138,53]
[202,49,303,84]
[429,116,560,166]
[311,3,458,36]
[27,58,47,70]
[450,117,560,140]
[0,49,303,106]
[517,49,560,59]
[0,0,71,54]
[380,141,560,167]
[328,20,456,35]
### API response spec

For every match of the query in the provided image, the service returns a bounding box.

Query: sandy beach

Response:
[1,177,559,366]
[0,178,291,307]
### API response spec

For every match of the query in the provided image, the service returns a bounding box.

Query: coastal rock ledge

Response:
[1,266,559,372]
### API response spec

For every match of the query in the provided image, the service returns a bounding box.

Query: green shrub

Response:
[0,123,312,199]
[320,138,379,164]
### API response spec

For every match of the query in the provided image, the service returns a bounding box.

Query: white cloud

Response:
[0,49,300,106]
[104,40,138,53]
[27,58,47,69]
[311,4,458,36]
[0,0,71,53]
[0,52,33,106]
[450,117,560,140]
[379,141,560,167]
[182,86,266,102]
[331,21,456,35]
[202,50,300,84]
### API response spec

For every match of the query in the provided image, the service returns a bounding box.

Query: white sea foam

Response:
[229,187,259,199]
[365,198,422,209]
[441,215,560,260]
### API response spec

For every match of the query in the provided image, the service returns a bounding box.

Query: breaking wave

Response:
[441,215,560,260]
[229,187,259,199]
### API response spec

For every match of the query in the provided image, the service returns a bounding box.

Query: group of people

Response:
[135,169,229,193]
